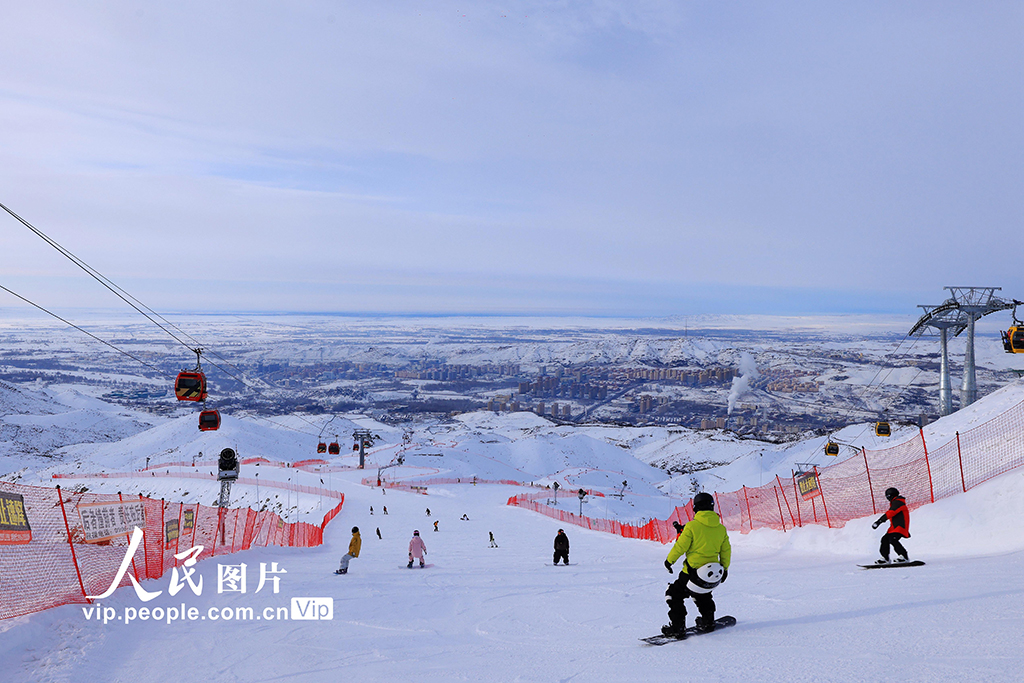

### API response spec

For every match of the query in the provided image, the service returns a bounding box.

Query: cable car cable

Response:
[0,283,171,378]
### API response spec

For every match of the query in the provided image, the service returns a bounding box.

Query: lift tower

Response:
[909,303,967,416]
[910,287,1015,413]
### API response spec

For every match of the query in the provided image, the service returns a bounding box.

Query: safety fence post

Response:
[776,475,795,527]
[920,428,935,503]
[56,485,89,602]
[713,492,725,530]
[175,502,183,563]
[160,499,166,575]
[813,466,832,529]
[862,447,877,514]
[742,486,752,532]
[191,504,199,549]
[791,474,802,527]
[956,431,966,492]
[139,494,150,579]
[119,492,140,583]
[773,485,786,531]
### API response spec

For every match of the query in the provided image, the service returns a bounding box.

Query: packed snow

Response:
[1,380,1023,681]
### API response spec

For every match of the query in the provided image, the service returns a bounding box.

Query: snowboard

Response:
[640,616,736,646]
[545,563,576,566]
[859,560,925,569]
[401,563,434,569]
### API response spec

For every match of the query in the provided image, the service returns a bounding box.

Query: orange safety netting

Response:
[0,482,344,620]
[510,396,1024,542]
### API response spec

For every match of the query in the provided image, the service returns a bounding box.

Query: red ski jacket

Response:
[875,495,910,537]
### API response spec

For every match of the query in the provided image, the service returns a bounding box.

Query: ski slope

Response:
[2,464,1023,682]
[3,380,1024,681]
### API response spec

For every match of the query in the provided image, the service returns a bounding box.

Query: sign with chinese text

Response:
[183,508,195,532]
[0,491,31,545]
[796,471,821,501]
[77,500,145,543]
[165,519,179,548]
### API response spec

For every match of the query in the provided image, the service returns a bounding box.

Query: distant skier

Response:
[383,506,388,515]
[872,487,910,563]
[433,520,439,532]
[672,520,684,536]
[336,526,361,575]
[426,508,431,517]
[376,527,382,540]
[662,492,731,638]
[553,529,570,565]
[461,514,470,521]
[370,506,374,515]
[408,530,427,568]
[489,531,498,548]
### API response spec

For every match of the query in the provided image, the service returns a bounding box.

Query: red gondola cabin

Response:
[198,410,220,431]
[317,442,327,454]
[328,441,341,455]
[175,372,208,402]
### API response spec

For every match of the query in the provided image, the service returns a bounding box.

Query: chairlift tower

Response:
[910,287,1015,412]
[909,302,967,416]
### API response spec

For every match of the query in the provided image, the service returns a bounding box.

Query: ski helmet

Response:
[884,487,900,501]
[351,526,359,534]
[693,492,715,512]
[687,562,725,594]
[413,530,420,536]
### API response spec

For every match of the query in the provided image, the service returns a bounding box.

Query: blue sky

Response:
[0,2,1021,316]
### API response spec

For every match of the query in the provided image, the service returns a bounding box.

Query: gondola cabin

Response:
[1002,326,1024,353]
[175,372,207,402]
[317,442,327,454]
[875,421,891,437]
[824,441,840,456]
[328,441,341,455]
[353,443,360,451]
[198,410,220,431]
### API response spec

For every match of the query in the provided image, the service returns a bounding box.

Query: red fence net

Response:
[0,482,344,620]
[510,396,1024,542]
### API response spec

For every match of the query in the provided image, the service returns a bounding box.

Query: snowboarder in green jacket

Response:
[662,493,731,638]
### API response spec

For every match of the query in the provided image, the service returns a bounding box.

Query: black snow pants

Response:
[666,572,715,628]
[880,532,908,560]
[553,550,569,565]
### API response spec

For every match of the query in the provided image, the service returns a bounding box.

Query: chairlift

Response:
[198,410,220,431]
[328,441,340,455]
[875,421,891,437]
[824,441,840,456]
[317,442,327,454]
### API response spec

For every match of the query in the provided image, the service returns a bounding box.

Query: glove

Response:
[720,568,728,584]
[664,560,673,574]
[871,522,880,529]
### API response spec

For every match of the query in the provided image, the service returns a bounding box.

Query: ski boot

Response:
[694,617,715,634]
[407,560,414,569]
[660,623,687,639]
[334,569,347,575]
[419,560,426,568]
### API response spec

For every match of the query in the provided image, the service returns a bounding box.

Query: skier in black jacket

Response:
[553,529,570,565]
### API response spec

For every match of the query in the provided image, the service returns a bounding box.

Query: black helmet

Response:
[884,487,899,501]
[351,526,359,534]
[693,492,715,512]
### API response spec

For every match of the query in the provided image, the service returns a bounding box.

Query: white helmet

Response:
[687,562,724,594]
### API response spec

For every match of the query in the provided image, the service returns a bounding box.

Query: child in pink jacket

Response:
[407,530,427,568]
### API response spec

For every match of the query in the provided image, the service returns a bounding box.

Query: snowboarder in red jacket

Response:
[871,487,910,564]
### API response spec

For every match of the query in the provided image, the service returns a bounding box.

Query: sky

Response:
[0,1,1022,316]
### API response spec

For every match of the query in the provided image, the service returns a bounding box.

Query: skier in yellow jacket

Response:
[662,493,731,637]
[336,527,361,575]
